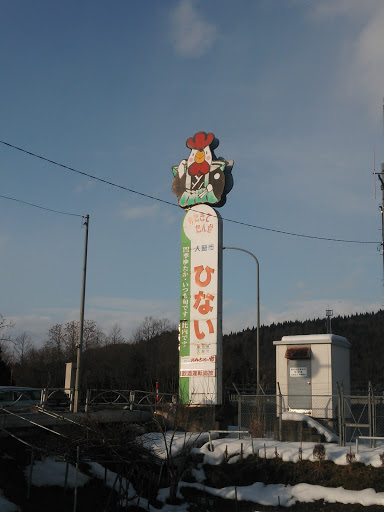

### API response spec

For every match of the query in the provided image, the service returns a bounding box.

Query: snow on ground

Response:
[194,436,384,467]
[177,481,384,507]
[282,411,339,442]
[4,425,384,510]
[0,491,20,512]
[24,456,90,488]
[139,431,212,460]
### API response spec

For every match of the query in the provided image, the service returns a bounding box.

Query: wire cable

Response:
[0,139,380,244]
[0,193,83,218]
[221,217,377,243]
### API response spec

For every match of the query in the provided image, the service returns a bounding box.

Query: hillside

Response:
[223,309,384,393]
[9,309,384,394]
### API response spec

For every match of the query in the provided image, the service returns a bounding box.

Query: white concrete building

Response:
[273,334,351,419]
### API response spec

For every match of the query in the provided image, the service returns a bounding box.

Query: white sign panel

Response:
[179,204,223,405]
[290,367,308,377]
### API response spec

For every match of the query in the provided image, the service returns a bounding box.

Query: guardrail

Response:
[208,430,251,452]
[0,387,73,411]
[84,389,177,412]
[0,387,177,413]
[355,435,384,453]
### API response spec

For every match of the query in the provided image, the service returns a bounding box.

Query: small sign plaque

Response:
[290,367,308,377]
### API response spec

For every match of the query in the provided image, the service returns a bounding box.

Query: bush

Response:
[313,443,326,462]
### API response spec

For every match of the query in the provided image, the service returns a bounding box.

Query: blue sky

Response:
[1,0,384,346]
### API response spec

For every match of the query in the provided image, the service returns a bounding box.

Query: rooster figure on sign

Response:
[172,131,233,208]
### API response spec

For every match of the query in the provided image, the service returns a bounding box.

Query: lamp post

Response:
[223,246,260,393]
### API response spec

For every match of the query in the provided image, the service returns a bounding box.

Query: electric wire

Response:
[0,193,82,218]
[0,139,379,244]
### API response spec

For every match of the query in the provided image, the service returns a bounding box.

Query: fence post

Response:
[238,396,242,437]
[368,381,376,448]
[69,388,74,412]
[64,460,69,492]
[277,382,282,442]
[129,390,135,411]
[39,389,45,408]
[84,390,90,413]
[372,385,377,444]
[337,382,343,447]
[73,445,80,512]
[27,449,34,500]
[341,383,346,447]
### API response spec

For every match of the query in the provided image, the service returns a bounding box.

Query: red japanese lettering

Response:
[193,292,214,314]
[194,319,214,340]
[194,265,214,287]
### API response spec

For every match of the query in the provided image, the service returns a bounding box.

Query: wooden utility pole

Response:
[73,214,89,413]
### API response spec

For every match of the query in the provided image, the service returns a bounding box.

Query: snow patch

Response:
[0,491,20,512]
[25,457,89,488]
[282,411,339,442]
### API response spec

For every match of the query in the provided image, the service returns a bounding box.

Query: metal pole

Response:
[223,247,260,393]
[381,166,384,283]
[379,166,384,285]
[27,449,34,500]
[74,215,89,413]
[73,445,80,512]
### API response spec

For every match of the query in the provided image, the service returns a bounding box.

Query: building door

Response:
[288,359,311,411]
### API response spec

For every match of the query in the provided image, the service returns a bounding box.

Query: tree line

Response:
[1,310,384,394]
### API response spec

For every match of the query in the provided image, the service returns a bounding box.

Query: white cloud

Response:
[9,298,179,345]
[88,295,177,316]
[119,203,159,220]
[8,296,383,348]
[169,0,218,58]
[119,203,177,224]
[223,298,382,334]
[308,0,384,115]
[74,180,95,193]
[309,0,376,21]
[7,314,54,345]
[262,299,382,326]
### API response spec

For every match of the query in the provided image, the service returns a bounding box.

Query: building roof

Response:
[273,334,351,348]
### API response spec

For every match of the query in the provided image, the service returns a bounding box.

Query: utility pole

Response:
[378,165,384,286]
[73,215,89,413]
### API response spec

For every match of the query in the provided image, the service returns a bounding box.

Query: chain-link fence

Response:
[231,389,384,447]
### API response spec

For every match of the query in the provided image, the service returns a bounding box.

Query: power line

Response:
[0,139,176,206]
[0,193,83,218]
[222,217,377,244]
[0,139,379,244]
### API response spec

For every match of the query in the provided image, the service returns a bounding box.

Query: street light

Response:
[223,246,260,393]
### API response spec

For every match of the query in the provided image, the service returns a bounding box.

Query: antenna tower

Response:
[326,309,333,334]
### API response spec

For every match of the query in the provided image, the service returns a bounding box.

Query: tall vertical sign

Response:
[179,205,223,404]
[172,132,233,405]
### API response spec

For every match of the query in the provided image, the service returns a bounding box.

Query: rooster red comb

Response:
[186,131,215,150]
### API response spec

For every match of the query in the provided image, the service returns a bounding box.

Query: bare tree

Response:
[0,313,15,364]
[45,320,107,361]
[63,320,78,360]
[82,319,106,350]
[132,316,175,343]
[12,332,33,365]
[106,324,125,345]
[44,323,65,358]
